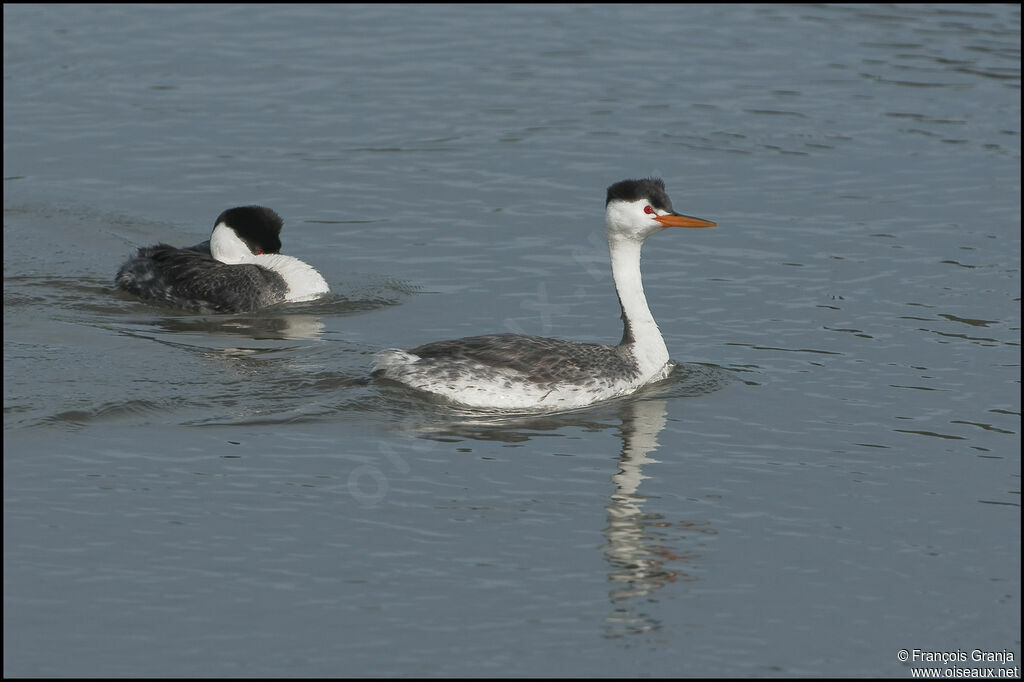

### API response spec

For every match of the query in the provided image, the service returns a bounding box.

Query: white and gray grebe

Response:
[115,206,329,313]
[373,178,716,411]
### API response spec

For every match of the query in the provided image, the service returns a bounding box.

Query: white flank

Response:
[210,222,329,301]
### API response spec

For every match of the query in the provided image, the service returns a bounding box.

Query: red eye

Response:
[644,205,655,214]
[255,249,264,255]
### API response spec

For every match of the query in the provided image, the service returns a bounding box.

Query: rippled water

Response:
[4,4,1020,678]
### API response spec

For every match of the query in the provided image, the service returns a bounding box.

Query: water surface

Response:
[4,3,1020,677]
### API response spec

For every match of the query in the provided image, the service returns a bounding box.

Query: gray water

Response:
[4,3,1020,678]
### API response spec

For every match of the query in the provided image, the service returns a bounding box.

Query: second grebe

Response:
[115,206,329,313]
[373,178,715,411]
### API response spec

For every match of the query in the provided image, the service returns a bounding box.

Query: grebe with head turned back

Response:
[373,177,716,411]
[115,206,329,313]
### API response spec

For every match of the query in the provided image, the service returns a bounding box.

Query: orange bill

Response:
[654,213,716,228]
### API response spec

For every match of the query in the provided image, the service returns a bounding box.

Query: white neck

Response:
[210,222,254,264]
[208,222,329,301]
[608,233,669,378]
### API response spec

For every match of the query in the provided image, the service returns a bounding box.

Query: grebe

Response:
[115,206,329,313]
[373,178,716,411]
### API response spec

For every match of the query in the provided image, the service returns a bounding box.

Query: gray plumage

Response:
[115,241,288,313]
[373,177,715,411]
[114,206,292,314]
[406,333,640,386]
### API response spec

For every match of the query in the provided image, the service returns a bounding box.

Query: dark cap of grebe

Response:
[606,177,676,214]
[214,206,284,255]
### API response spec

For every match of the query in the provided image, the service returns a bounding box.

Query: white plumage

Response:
[374,178,715,411]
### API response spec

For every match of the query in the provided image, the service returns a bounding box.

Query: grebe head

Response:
[209,206,284,264]
[605,178,715,242]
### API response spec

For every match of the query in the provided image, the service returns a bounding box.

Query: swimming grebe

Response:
[373,178,715,411]
[115,206,329,313]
